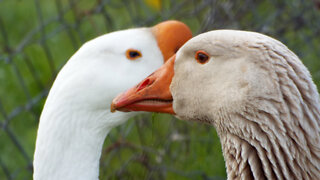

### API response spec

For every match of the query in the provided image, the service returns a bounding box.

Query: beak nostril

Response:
[137,79,151,92]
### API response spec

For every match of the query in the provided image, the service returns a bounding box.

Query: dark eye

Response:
[126,49,142,60]
[195,50,209,64]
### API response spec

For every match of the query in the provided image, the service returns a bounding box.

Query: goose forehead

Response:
[84,28,155,52]
[202,30,267,42]
[183,30,274,50]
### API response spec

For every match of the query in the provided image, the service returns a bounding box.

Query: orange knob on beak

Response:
[151,20,192,62]
[111,55,176,114]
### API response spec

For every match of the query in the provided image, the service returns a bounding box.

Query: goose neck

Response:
[33,106,111,180]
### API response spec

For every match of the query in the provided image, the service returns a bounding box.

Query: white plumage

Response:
[33,21,192,180]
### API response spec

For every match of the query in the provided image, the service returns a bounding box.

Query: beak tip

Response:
[110,102,117,113]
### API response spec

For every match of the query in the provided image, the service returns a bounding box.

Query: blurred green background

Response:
[0,0,319,179]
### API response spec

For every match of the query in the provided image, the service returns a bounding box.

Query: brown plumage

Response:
[112,30,320,179]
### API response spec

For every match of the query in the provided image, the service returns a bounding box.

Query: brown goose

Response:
[111,30,320,179]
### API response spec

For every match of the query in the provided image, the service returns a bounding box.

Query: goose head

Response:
[43,20,192,128]
[112,30,320,179]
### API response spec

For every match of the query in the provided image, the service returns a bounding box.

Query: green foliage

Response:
[0,0,319,179]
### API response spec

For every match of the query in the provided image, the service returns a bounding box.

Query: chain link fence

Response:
[0,0,320,179]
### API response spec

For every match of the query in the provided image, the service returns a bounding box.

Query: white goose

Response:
[33,20,192,180]
[112,30,320,179]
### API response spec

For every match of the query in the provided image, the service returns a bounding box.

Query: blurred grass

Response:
[101,114,226,179]
[0,0,320,179]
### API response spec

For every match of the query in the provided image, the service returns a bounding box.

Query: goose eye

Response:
[126,49,142,60]
[195,50,209,64]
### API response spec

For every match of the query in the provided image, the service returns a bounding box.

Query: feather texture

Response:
[171,30,320,179]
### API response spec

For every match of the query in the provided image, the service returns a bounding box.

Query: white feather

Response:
[33,28,163,180]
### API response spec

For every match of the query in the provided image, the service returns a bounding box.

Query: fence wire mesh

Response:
[0,0,320,179]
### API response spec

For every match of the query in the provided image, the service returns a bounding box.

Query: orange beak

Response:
[151,20,192,62]
[111,55,176,114]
